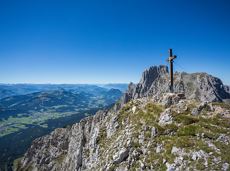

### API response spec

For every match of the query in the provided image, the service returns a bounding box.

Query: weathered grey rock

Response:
[19,127,70,171]
[16,109,109,171]
[159,109,173,125]
[160,93,185,108]
[224,85,230,94]
[191,108,199,116]
[140,160,146,170]
[217,134,230,145]
[173,156,184,170]
[192,102,213,116]
[120,66,169,105]
[198,102,212,111]
[120,65,230,107]
[166,162,176,171]
[113,148,129,164]
[116,165,129,171]
[174,72,230,102]
[151,127,157,137]
[156,144,163,153]
[138,131,145,144]
[214,105,230,118]
[120,82,137,106]
[222,163,229,171]
[106,115,119,137]
[191,150,208,161]
[171,147,180,155]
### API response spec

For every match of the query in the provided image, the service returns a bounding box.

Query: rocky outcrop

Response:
[121,65,230,105]
[121,65,169,105]
[16,109,109,171]
[174,72,230,102]
[225,85,230,94]
[15,65,230,171]
[19,128,71,170]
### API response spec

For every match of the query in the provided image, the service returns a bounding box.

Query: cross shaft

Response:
[167,49,177,93]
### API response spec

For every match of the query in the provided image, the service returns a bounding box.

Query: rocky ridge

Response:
[14,66,230,171]
[121,65,230,105]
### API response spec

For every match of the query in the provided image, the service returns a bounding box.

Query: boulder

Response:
[159,109,173,125]
[113,148,129,164]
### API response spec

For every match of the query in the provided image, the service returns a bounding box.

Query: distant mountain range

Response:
[0,84,126,170]
[97,84,129,92]
[0,89,124,120]
[0,83,128,99]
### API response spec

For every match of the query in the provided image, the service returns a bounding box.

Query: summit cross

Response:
[167,49,177,93]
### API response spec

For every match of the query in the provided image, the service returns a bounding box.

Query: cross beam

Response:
[167,49,177,93]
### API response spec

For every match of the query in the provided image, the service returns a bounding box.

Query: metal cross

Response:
[167,49,177,93]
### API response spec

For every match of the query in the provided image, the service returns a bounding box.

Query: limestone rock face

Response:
[121,65,169,105]
[21,128,71,170]
[121,65,230,106]
[174,72,230,102]
[17,110,109,171]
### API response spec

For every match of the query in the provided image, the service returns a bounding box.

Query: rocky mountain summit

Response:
[14,66,230,171]
[121,65,230,105]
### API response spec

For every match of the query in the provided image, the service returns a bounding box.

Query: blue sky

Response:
[0,0,230,84]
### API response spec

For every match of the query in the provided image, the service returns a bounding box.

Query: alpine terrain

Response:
[14,66,230,171]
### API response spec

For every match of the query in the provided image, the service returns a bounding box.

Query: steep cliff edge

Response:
[14,66,230,171]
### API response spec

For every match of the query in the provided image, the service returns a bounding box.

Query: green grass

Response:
[200,115,230,129]
[214,141,230,163]
[131,139,141,148]
[174,114,199,125]
[107,164,116,171]
[134,103,163,126]
[0,110,80,137]
[212,102,230,110]
[118,102,164,127]
[177,124,200,136]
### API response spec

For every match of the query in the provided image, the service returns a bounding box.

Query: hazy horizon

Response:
[0,82,130,85]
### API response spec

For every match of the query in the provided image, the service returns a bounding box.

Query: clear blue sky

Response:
[0,0,230,84]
